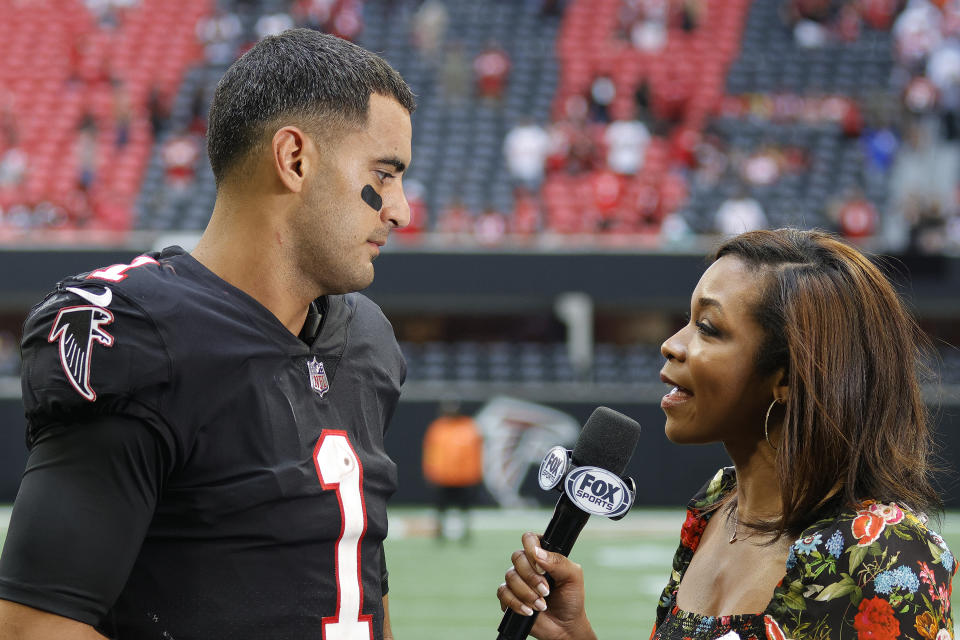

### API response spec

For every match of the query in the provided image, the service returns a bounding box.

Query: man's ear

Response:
[272,126,311,193]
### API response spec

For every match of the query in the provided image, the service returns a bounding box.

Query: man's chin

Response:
[334,268,375,294]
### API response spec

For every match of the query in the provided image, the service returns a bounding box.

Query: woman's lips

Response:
[661,385,693,409]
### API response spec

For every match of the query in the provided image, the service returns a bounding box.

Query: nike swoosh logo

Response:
[66,286,113,308]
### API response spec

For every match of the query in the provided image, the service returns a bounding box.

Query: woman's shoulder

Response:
[786,501,955,577]
[770,500,955,640]
[688,466,737,510]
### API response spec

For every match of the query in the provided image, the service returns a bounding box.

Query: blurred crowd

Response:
[2,0,960,255]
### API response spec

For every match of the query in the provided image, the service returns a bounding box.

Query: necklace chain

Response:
[728,507,739,544]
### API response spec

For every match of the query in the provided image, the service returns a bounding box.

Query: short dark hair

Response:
[714,228,940,535]
[206,29,416,185]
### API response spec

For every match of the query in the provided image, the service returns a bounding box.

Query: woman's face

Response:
[659,255,782,446]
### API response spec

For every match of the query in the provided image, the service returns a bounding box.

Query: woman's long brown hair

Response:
[714,228,941,536]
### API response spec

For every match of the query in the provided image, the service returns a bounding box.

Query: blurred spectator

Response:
[589,169,624,230]
[621,0,668,52]
[256,12,294,40]
[512,189,542,236]
[75,114,98,194]
[292,0,336,31]
[835,3,862,42]
[905,196,949,254]
[441,41,470,103]
[903,74,939,115]
[587,75,616,123]
[820,96,863,138]
[148,87,170,136]
[0,89,17,149]
[187,84,209,136]
[0,330,20,376]
[892,0,941,71]
[473,42,511,102]
[197,7,243,66]
[566,125,599,174]
[539,0,564,17]
[84,0,139,29]
[113,80,132,149]
[679,0,704,31]
[0,148,26,190]
[475,205,508,245]
[861,0,901,30]
[396,178,428,235]
[946,210,960,253]
[604,112,651,175]
[503,118,551,191]
[927,36,960,139]
[793,17,830,48]
[714,186,768,236]
[669,126,699,170]
[692,130,728,188]
[828,188,880,240]
[161,130,201,190]
[411,0,448,62]
[32,201,69,229]
[862,122,900,175]
[660,210,696,249]
[631,181,662,227]
[3,204,35,229]
[437,199,474,239]
[546,99,597,174]
[741,144,783,186]
[890,120,959,216]
[329,0,363,41]
[787,0,832,23]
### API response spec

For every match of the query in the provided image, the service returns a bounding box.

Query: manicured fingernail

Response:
[520,604,534,616]
[535,546,547,561]
[534,598,547,611]
[537,582,550,597]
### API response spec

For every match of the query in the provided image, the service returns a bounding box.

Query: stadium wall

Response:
[2,397,959,507]
[0,248,958,315]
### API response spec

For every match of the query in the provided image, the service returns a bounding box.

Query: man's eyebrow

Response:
[376,156,407,173]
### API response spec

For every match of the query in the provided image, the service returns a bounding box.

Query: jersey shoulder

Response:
[20,251,182,439]
[338,292,405,380]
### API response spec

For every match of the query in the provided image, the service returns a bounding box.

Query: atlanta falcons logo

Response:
[47,289,115,402]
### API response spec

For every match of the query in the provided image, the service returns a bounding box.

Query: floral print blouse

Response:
[651,467,956,640]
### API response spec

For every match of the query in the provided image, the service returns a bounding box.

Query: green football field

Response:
[2,506,959,638]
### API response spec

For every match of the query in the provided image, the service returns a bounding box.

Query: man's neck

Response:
[192,203,315,336]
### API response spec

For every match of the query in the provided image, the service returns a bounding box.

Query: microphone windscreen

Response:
[570,406,641,475]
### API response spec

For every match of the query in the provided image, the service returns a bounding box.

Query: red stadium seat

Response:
[0,0,212,230]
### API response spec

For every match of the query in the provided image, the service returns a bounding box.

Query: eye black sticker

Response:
[361,184,382,212]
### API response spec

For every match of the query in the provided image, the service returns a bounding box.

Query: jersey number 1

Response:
[313,430,374,640]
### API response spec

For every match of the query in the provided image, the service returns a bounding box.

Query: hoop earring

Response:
[764,399,781,450]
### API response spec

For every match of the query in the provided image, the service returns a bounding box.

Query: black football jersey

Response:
[2,247,405,639]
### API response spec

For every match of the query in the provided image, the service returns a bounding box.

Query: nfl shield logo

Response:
[307,357,329,397]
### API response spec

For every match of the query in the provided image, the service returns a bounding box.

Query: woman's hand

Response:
[496,532,597,640]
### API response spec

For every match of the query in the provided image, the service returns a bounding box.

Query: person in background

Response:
[422,400,484,544]
[498,228,954,640]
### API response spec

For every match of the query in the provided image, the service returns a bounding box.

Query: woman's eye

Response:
[695,321,719,337]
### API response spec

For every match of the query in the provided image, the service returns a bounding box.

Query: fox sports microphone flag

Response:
[496,406,642,640]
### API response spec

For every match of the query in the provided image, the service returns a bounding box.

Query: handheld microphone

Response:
[496,406,642,640]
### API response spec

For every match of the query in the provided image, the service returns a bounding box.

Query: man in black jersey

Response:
[0,29,414,640]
